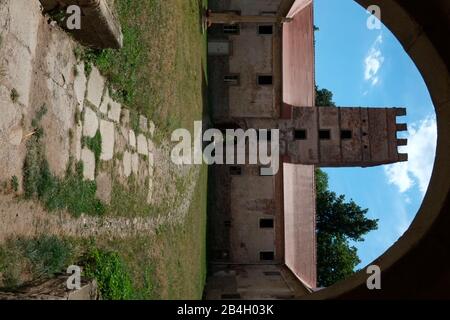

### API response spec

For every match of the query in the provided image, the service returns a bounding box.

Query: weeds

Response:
[10,88,19,103]
[0,236,74,288]
[23,113,105,217]
[10,176,19,192]
[19,236,73,278]
[82,129,102,166]
[83,248,133,300]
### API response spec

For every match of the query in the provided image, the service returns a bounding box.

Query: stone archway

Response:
[309,0,450,299]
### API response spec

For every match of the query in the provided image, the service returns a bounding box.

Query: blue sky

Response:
[314,0,437,268]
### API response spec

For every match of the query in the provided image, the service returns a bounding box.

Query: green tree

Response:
[315,85,336,107]
[315,169,378,287]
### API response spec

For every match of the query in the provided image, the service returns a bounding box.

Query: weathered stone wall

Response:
[39,0,123,49]
[280,106,408,167]
[241,105,408,168]
[0,276,98,300]
[207,0,283,121]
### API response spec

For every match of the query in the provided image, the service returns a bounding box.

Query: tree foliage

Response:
[315,169,378,287]
[315,85,336,107]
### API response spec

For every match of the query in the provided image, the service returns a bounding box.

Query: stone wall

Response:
[0,276,98,300]
[39,0,123,49]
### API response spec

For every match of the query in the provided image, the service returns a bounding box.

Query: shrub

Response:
[83,248,134,300]
[19,236,73,278]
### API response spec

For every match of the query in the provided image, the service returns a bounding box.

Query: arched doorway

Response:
[309,0,450,299]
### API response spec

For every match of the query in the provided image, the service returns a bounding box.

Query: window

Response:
[260,251,275,261]
[223,24,240,34]
[257,75,273,85]
[294,129,307,140]
[341,130,352,140]
[224,220,231,227]
[224,74,240,85]
[230,166,242,176]
[319,129,331,140]
[260,218,274,229]
[258,25,273,35]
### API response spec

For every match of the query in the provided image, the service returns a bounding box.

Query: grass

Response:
[23,114,105,217]
[83,248,133,300]
[82,130,102,166]
[0,236,75,288]
[99,165,208,299]
[10,88,19,103]
[80,0,208,139]
[1,0,209,299]
[81,0,209,299]
[10,176,19,192]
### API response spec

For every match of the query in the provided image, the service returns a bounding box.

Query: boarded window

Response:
[341,130,352,140]
[319,129,331,140]
[257,75,273,85]
[260,219,274,229]
[294,129,307,140]
[258,25,273,35]
[224,74,240,85]
[260,251,275,261]
[223,24,240,34]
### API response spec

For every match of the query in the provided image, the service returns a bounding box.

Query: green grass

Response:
[100,165,208,299]
[77,0,209,299]
[83,248,133,300]
[82,129,102,166]
[10,176,19,192]
[10,88,19,103]
[1,0,209,299]
[0,236,75,288]
[23,117,105,217]
[79,0,207,139]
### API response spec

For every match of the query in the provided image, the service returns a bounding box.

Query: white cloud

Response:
[384,115,437,195]
[364,34,384,86]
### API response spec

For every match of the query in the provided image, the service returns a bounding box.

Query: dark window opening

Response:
[230,166,242,176]
[223,24,240,34]
[260,218,274,229]
[341,130,352,140]
[258,25,273,35]
[319,129,331,140]
[260,251,275,261]
[224,220,231,227]
[224,74,240,85]
[294,129,307,140]
[257,75,273,85]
